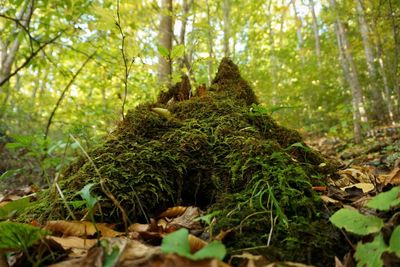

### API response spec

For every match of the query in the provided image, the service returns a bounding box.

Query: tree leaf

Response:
[160,228,191,257]
[354,233,387,267]
[0,197,31,220]
[157,44,170,59]
[330,208,384,235]
[79,183,97,210]
[389,225,400,256]
[366,186,400,211]
[192,241,226,260]
[170,44,185,60]
[0,221,49,250]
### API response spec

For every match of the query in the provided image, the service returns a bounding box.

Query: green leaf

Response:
[157,44,170,59]
[0,197,31,220]
[366,187,400,211]
[160,228,191,257]
[0,169,20,180]
[196,211,221,225]
[192,241,226,260]
[170,44,185,60]
[0,221,49,250]
[389,225,400,256]
[330,208,384,235]
[79,183,97,210]
[354,234,388,267]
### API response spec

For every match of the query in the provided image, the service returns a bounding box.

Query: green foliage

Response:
[0,197,31,220]
[366,187,400,211]
[160,228,226,261]
[329,208,384,235]
[0,221,49,250]
[330,186,400,267]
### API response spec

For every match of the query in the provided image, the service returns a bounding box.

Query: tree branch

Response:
[44,52,96,140]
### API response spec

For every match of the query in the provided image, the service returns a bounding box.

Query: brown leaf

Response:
[320,195,340,205]
[159,206,188,218]
[45,220,123,237]
[166,206,202,231]
[188,234,208,253]
[384,167,400,186]
[340,183,375,193]
[128,223,150,233]
[47,236,97,250]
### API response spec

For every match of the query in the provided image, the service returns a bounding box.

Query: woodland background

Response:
[0,0,399,184]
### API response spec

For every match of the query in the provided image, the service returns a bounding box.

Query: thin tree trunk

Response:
[223,0,230,57]
[331,0,366,143]
[309,0,321,65]
[355,0,387,123]
[291,0,304,63]
[206,0,214,85]
[388,0,400,116]
[178,0,193,73]
[158,0,173,86]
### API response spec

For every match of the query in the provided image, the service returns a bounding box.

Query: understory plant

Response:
[330,186,400,267]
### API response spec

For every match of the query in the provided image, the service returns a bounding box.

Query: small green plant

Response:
[330,186,400,267]
[0,221,50,266]
[160,228,226,261]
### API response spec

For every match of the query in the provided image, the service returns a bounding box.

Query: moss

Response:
[22,58,344,266]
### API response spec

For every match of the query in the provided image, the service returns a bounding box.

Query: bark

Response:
[331,0,366,143]
[309,0,321,64]
[388,0,400,115]
[291,0,304,63]
[206,0,214,85]
[223,0,230,57]
[178,0,193,72]
[158,0,173,85]
[0,0,34,87]
[355,0,387,123]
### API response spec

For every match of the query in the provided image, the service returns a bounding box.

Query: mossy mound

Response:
[23,58,344,266]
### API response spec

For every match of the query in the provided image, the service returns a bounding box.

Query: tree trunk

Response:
[0,0,34,119]
[355,0,387,123]
[309,0,321,65]
[388,0,400,116]
[291,0,304,63]
[158,0,173,86]
[206,0,214,85]
[331,0,366,143]
[178,0,193,73]
[223,0,230,57]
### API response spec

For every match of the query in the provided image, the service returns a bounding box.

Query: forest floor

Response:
[0,126,399,267]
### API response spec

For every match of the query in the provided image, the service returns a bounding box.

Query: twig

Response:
[115,0,134,120]
[44,52,95,140]
[0,32,63,87]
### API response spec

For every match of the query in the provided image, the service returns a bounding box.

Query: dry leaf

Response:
[45,220,123,237]
[47,236,97,250]
[188,234,208,253]
[128,223,150,233]
[340,183,375,193]
[383,167,400,186]
[320,195,340,204]
[158,206,188,218]
[166,206,202,231]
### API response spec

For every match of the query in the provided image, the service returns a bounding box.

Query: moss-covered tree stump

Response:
[25,58,345,266]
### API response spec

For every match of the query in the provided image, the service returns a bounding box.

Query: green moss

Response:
[22,58,343,266]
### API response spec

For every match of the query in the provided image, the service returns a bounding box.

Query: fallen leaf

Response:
[384,167,400,186]
[47,236,97,250]
[45,220,123,237]
[320,195,340,205]
[341,183,375,193]
[159,206,188,218]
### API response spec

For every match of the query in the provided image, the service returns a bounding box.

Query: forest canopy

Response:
[1,0,399,143]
